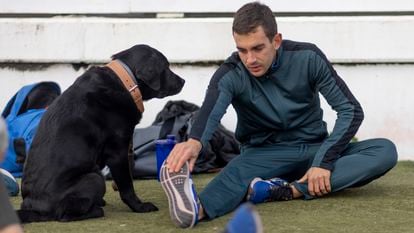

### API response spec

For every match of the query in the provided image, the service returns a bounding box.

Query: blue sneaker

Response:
[160,161,199,228]
[225,203,263,233]
[246,177,292,204]
[1,168,19,196]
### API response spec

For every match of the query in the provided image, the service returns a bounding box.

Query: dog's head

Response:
[111,45,185,100]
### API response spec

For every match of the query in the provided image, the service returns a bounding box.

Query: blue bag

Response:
[0,82,60,177]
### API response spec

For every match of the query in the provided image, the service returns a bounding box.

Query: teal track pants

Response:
[198,138,398,219]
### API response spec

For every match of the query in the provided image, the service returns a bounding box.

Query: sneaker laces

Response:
[269,185,293,201]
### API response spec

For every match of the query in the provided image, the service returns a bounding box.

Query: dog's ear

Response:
[139,72,161,91]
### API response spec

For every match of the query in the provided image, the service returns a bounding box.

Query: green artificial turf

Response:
[10,161,414,233]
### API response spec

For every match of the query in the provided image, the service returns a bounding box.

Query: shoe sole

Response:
[160,161,197,228]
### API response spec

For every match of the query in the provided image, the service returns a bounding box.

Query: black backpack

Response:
[131,100,240,179]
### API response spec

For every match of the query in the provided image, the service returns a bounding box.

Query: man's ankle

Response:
[290,184,303,198]
[198,205,205,220]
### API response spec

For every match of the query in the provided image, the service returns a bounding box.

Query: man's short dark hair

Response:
[232,2,277,41]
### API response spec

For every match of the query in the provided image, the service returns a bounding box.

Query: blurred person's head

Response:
[0,117,8,157]
[0,117,23,233]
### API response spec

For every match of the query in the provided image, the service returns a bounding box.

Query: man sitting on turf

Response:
[160,1,398,228]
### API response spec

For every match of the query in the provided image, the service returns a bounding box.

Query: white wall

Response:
[1,64,413,160]
[1,0,413,160]
[1,16,414,63]
[2,0,413,13]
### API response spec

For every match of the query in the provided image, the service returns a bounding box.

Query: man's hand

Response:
[166,138,202,173]
[298,167,331,197]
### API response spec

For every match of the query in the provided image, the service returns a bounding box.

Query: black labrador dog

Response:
[17,44,185,222]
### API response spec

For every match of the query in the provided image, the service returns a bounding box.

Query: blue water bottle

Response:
[155,134,176,181]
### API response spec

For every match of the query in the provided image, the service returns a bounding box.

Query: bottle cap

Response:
[155,139,169,145]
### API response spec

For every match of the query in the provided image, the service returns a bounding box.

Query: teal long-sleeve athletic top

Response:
[189,40,364,170]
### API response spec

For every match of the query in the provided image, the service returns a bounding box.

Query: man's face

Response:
[233,26,281,77]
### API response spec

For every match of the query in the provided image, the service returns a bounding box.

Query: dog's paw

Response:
[132,202,158,213]
[98,198,106,207]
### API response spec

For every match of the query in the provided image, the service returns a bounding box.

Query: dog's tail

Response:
[17,209,54,223]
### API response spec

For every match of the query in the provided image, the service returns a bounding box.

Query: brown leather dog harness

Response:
[106,60,144,113]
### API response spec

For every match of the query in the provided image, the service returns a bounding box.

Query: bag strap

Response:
[6,83,38,120]
[158,113,194,140]
[158,117,175,139]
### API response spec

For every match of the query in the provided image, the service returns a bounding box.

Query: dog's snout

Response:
[176,75,185,89]
[172,74,185,93]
